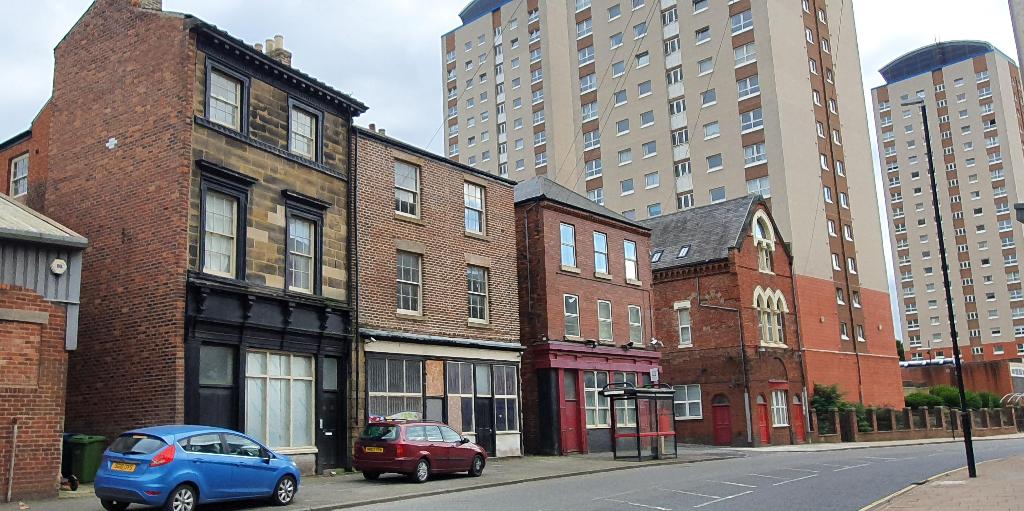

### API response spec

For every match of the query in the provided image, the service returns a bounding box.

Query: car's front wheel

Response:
[270,475,297,506]
[164,484,197,511]
[100,499,129,511]
[468,455,485,477]
[409,458,430,483]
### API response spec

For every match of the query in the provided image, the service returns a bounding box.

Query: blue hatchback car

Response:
[94,425,300,511]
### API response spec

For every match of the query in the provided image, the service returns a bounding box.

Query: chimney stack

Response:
[264,34,292,67]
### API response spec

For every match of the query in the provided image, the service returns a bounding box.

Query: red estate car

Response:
[353,421,487,483]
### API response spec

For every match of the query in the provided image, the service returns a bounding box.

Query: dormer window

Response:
[651,250,663,263]
[752,211,774,273]
[677,245,690,258]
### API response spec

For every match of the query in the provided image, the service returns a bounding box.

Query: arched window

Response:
[752,210,775,273]
[754,287,788,345]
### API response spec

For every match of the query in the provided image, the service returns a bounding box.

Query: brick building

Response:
[642,196,807,446]
[1,102,51,211]
[0,194,86,499]
[354,127,523,457]
[0,0,367,473]
[514,177,660,455]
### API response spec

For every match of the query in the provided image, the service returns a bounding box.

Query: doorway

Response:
[756,394,770,445]
[711,395,732,446]
[560,370,581,453]
[792,395,806,443]
[318,356,343,469]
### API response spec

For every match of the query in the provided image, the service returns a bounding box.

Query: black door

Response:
[474,397,496,455]
[319,357,342,469]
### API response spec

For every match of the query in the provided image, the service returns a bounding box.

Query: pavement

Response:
[0,446,735,511]
[867,455,1024,511]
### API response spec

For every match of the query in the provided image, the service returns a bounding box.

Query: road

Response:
[348,438,1024,511]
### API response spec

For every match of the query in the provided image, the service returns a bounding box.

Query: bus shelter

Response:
[600,382,677,461]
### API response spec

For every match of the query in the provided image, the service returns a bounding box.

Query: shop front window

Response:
[584,370,610,427]
[614,372,637,426]
[245,351,315,448]
[367,357,423,419]
[494,365,519,432]
[447,361,476,434]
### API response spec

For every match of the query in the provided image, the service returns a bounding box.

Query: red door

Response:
[757,399,771,445]
[792,402,806,443]
[712,405,732,446]
[560,370,581,453]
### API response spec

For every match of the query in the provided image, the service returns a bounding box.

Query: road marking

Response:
[817,463,854,468]
[780,467,819,473]
[748,473,786,479]
[712,480,757,488]
[659,489,721,499]
[862,456,898,461]
[600,498,672,510]
[772,474,817,486]
[692,491,754,509]
[834,463,871,471]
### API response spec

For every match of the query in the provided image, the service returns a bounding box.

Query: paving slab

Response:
[867,454,1024,511]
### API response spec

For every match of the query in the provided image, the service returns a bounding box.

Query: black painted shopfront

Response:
[184,276,353,473]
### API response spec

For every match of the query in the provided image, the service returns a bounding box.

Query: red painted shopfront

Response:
[522,341,661,455]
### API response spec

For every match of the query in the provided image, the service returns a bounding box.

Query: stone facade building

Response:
[643,196,808,446]
[1,0,367,473]
[515,176,660,455]
[354,127,523,457]
[0,195,86,499]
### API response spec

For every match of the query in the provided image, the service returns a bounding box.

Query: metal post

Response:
[908,99,977,477]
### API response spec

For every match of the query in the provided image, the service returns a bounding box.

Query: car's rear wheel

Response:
[362,471,381,481]
[409,458,430,483]
[164,484,196,511]
[270,475,297,506]
[468,455,485,477]
[100,499,129,511]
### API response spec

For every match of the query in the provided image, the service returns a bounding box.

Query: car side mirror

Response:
[459,438,470,445]
[261,449,273,464]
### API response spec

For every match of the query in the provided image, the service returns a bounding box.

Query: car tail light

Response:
[150,445,176,467]
[395,443,405,457]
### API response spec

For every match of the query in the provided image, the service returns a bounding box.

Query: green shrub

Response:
[929,385,961,408]
[905,392,943,408]
[978,392,1003,408]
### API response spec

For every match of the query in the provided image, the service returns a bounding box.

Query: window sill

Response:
[560,265,581,274]
[396,310,425,320]
[467,319,491,328]
[678,344,693,349]
[594,272,613,280]
[772,424,790,429]
[626,278,643,286]
[395,212,425,225]
[465,231,489,242]
[674,416,703,421]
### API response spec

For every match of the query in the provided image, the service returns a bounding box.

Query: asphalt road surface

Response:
[348,438,1024,511]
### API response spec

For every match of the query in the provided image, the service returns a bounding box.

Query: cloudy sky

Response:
[0,1,1019,332]
[1,0,1017,151]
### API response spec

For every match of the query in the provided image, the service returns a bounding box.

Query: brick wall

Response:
[47,0,195,440]
[355,132,520,344]
[189,51,351,300]
[797,276,904,406]
[0,102,51,210]
[0,285,68,500]
[902,360,1017,397]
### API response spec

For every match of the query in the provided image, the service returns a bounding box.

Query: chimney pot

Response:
[254,43,263,52]
[265,38,275,52]
[379,128,386,135]
[274,35,285,47]
[368,123,376,132]
[265,35,292,66]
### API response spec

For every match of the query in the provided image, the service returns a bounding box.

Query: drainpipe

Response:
[696,275,754,446]
[6,418,17,503]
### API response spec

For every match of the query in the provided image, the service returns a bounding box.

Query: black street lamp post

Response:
[902,98,977,478]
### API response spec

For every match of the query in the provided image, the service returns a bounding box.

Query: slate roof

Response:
[0,193,88,248]
[514,176,648,230]
[639,195,761,271]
